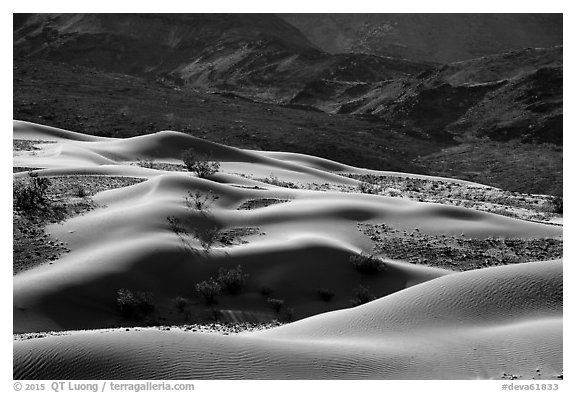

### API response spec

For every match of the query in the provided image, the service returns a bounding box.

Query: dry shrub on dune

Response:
[116,289,155,320]
[266,298,294,321]
[217,265,249,295]
[13,171,52,214]
[195,278,222,305]
[172,296,190,312]
[181,148,220,178]
[350,253,387,275]
[550,194,563,214]
[350,285,376,307]
[193,225,222,252]
[185,190,218,211]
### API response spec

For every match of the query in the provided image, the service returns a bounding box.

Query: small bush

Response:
[172,296,191,321]
[350,285,375,307]
[316,288,335,302]
[116,289,155,320]
[217,265,248,295]
[358,181,378,194]
[77,185,88,198]
[405,179,421,192]
[167,216,221,253]
[182,148,220,178]
[137,158,157,169]
[551,194,563,214]
[350,253,386,275]
[267,298,285,314]
[167,215,184,234]
[195,278,222,305]
[13,171,52,213]
[172,296,190,313]
[261,174,300,189]
[185,190,218,211]
[193,225,221,251]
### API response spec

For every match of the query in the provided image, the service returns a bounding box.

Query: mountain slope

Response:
[14,13,431,102]
[292,46,562,145]
[14,14,318,73]
[280,14,563,63]
[289,46,563,194]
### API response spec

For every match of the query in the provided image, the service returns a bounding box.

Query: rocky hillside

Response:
[292,46,563,145]
[280,14,563,63]
[14,13,430,103]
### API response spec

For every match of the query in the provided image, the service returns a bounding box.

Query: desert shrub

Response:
[167,216,184,234]
[172,296,191,321]
[13,171,52,213]
[167,215,221,253]
[358,181,378,194]
[551,194,563,214]
[195,278,222,305]
[267,298,285,314]
[350,285,375,307]
[76,185,88,198]
[193,225,221,251]
[350,253,386,275]
[116,289,155,319]
[182,148,220,178]
[167,215,191,251]
[185,190,218,211]
[316,288,335,302]
[265,297,294,321]
[405,179,422,192]
[172,296,190,312]
[137,158,157,169]
[217,265,249,295]
[261,174,299,189]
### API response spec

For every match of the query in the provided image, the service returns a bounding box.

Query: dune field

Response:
[13,120,562,379]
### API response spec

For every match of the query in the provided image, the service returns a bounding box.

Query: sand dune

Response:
[14,319,562,379]
[13,120,562,379]
[14,260,562,379]
[13,120,481,185]
[254,259,562,338]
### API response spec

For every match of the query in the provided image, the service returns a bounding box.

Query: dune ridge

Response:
[13,120,483,185]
